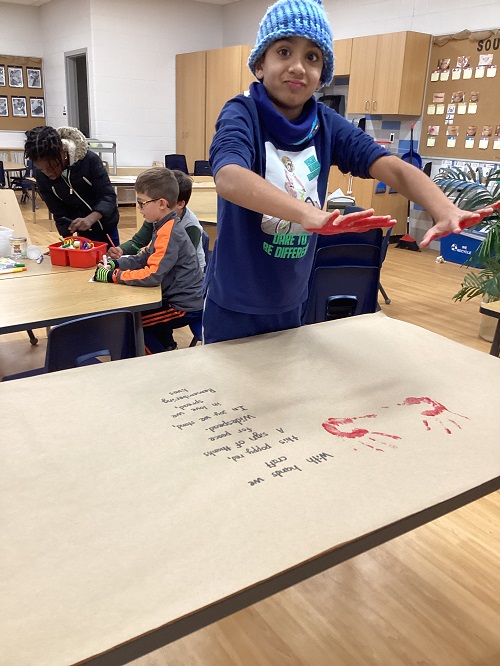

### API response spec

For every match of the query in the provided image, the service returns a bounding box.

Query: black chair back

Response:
[193,160,212,176]
[303,206,393,325]
[304,265,380,324]
[201,229,210,266]
[0,160,5,188]
[165,154,189,174]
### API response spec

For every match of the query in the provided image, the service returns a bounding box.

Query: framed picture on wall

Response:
[0,65,5,87]
[8,66,24,88]
[27,67,42,89]
[30,96,45,118]
[12,96,27,117]
[0,96,8,117]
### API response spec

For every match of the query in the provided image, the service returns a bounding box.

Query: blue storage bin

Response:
[440,230,486,267]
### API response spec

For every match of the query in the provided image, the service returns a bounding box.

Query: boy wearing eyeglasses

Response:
[108,170,206,271]
[93,167,203,353]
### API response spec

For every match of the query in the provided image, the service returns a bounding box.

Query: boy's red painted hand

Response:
[420,201,500,247]
[309,209,396,235]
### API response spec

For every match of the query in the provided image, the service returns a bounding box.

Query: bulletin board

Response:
[420,31,500,160]
[0,54,46,131]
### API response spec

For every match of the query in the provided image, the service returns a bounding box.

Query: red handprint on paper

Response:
[322,397,469,452]
[321,414,401,452]
[398,397,469,434]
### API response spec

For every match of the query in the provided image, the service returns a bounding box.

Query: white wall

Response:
[0,2,42,56]
[1,0,223,165]
[87,0,223,166]
[223,0,500,45]
[40,0,92,130]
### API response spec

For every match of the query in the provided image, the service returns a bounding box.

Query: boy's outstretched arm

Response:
[215,164,335,230]
[369,155,495,248]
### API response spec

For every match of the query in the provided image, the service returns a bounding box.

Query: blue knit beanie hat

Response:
[248,0,334,87]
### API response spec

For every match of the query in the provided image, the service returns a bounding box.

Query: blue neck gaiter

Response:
[249,81,319,150]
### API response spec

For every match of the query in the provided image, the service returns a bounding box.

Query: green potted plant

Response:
[434,165,500,340]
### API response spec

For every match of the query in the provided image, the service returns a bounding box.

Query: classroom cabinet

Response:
[176,51,207,175]
[327,165,408,236]
[176,45,253,169]
[347,31,431,115]
[333,38,352,76]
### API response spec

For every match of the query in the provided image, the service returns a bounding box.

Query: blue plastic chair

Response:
[313,243,382,268]
[2,310,138,381]
[187,229,210,345]
[314,206,392,305]
[303,205,391,324]
[303,264,380,324]
[165,154,189,174]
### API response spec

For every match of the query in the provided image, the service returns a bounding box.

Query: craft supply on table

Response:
[0,226,14,256]
[9,236,27,260]
[0,266,27,274]
[27,245,42,260]
[48,236,106,268]
[0,258,25,269]
[1,256,27,274]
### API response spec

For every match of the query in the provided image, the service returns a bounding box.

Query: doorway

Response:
[65,49,90,138]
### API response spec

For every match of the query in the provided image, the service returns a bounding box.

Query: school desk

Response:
[2,160,25,187]
[479,299,500,357]
[0,187,33,242]
[0,268,162,350]
[0,256,79,280]
[1,312,499,666]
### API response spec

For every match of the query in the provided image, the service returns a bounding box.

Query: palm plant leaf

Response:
[434,165,500,302]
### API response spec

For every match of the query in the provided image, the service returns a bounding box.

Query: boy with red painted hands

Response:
[204,0,493,345]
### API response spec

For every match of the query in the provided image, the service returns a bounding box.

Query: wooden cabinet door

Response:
[176,51,206,171]
[347,35,377,114]
[333,38,352,76]
[371,189,408,236]
[373,32,430,115]
[206,46,249,155]
[398,31,431,115]
[371,32,406,114]
[240,44,255,93]
[327,165,350,202]
[348,32,430,116]
[327,167,375,211]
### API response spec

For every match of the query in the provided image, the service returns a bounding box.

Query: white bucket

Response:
[0,226,14,258]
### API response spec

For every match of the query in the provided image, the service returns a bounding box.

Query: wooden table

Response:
[2,160,25,187]
[190,178,217,224]
[0,187,33,241]
[1,313,499,666]
[0,267,162,349]
[479,299,500,356]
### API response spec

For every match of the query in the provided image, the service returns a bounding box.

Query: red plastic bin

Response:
[49,237,107,268]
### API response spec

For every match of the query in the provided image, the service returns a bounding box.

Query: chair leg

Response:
[379,282,391,305]
[27,329,38,345]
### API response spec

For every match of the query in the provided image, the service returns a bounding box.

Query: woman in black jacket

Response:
[25,125,120,246]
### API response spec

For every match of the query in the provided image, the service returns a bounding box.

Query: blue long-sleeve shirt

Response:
[207,83,389,315]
